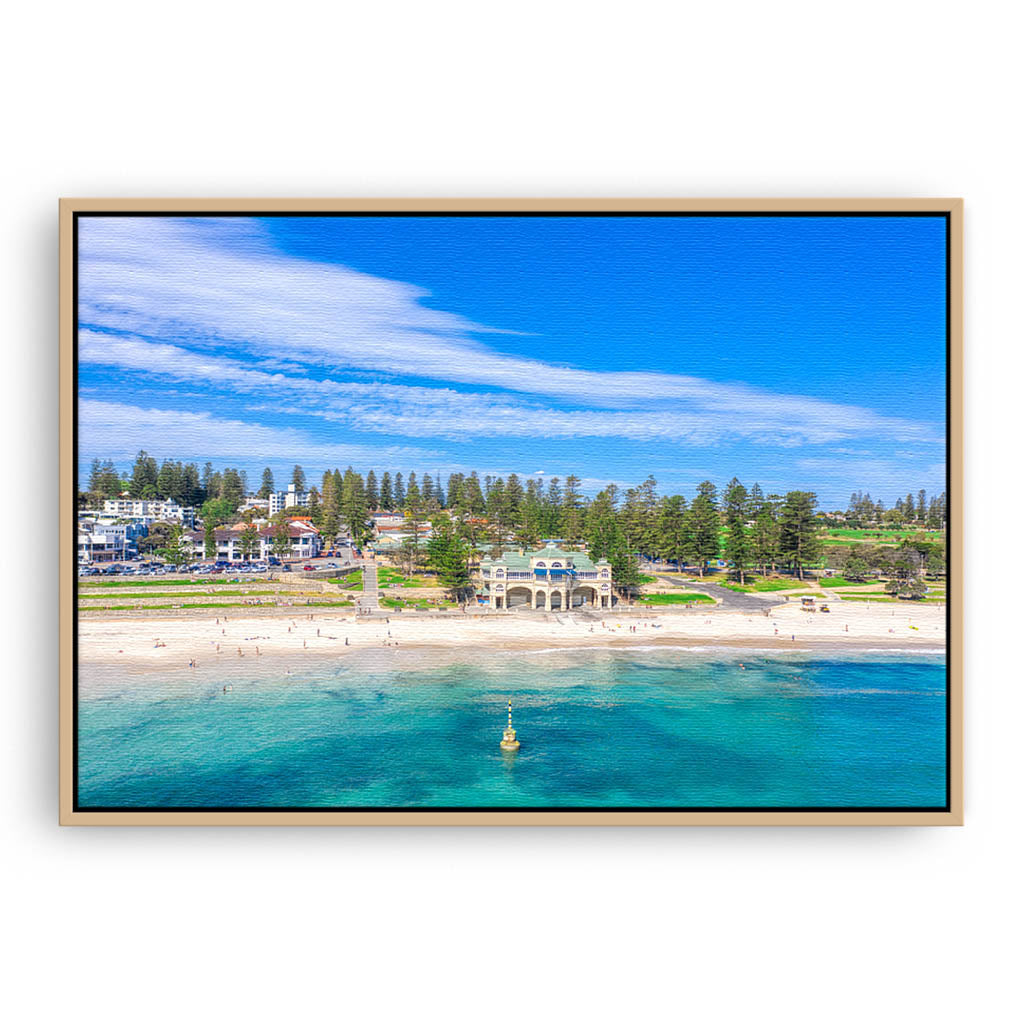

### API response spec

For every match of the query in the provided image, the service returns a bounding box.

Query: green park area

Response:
[720,578,808,594]
[78,577,352,613]
[377,567,432,588]
[637,592,714,606]
[80,578,241,588]
[825,527,944,542]
[380,596,455,610]
[329,570,363,588]
[818,576,882,588]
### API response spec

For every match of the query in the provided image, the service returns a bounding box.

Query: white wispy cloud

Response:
[77,217,942,450]
[77,399,435,464]
[80,329,939,448]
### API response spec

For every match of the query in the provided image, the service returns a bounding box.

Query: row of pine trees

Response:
[298,466,825,583]
[86,452,945,586]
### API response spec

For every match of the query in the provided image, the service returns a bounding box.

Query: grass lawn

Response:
[77,589,281,600]
[329,571,363,588]
[817,576,879,588]
[826,528,944,541]
[835,594,945,604]
[637,592,714,605]
[80,599,355,611]
[721,578,808,593]
[380,596,454,610]
[79,578,242,588]
[378,568,431,587]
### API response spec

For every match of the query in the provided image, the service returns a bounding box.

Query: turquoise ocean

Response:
[77,647,947,809]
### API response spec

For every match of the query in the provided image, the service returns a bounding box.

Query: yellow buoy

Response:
[500,697,520,752]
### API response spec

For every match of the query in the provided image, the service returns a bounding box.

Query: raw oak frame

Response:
[59,197,964,826]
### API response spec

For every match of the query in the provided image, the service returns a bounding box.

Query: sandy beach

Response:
[79,600,946,676]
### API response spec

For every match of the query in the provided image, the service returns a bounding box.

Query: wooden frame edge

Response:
[59,810,963,826]
[59,197,964,826]
[60,199,75,825]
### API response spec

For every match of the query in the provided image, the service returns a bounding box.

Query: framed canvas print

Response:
[59,198,963,825]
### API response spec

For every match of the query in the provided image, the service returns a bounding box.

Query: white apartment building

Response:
[370,512,406,528]
[78,520,131,563]
[268,484,309,516]
[102,498,196,525]
[185,521,322,562]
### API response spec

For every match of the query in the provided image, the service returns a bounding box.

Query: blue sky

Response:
[77,214,947,508]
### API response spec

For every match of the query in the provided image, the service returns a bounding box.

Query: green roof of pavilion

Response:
[489,544,599,571]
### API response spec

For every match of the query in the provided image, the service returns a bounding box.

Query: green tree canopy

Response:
[778,491,821,579]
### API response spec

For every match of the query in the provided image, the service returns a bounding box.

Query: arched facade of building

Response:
[477,543,614,610]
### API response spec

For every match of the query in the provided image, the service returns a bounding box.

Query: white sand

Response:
[79,600,945,670]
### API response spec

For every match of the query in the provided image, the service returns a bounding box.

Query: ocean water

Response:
[77,647,947,809]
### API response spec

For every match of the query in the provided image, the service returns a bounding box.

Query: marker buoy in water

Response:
[500,697,521,752]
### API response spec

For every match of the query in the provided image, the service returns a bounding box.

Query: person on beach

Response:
[238,647,243,656]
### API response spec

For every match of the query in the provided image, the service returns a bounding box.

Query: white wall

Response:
[2,2,1019,1022]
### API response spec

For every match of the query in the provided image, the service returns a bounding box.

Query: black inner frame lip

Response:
[71,208,953,814]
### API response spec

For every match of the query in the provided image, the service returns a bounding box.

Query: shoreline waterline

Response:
[78,601,947,680]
